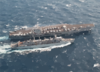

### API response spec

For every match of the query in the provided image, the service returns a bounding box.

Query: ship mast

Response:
[31,28,35,40]
[31,24,41,40]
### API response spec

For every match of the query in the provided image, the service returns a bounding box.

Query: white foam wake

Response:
[0,36,9,41]
[0,45,11,54]
[0,42,71,55]
[9,42,71,55]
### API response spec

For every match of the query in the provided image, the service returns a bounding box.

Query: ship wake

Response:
[0,36,9,41]
[0,42,71,55]
[0,44,11,54]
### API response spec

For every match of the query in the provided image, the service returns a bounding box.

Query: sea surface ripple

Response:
[0,0,100,72]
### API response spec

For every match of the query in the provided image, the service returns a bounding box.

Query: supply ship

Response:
[11,36,74,49]
[9,23,94,49]
[9,24,94,40]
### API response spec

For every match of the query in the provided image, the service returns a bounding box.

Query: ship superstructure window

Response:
[50,38,53,40]
[44,31,46,33]
[80,26,83,28]
[73,27,76,29]
[50,27,52,29]
[68,28,70,31]
[13,34,15,36]
[87,25,90,27]
[63,25,66,28]
[71,28,74,31]
[59,30,61,32]
[57,27,59,29]
[65,29,67,31]
[52,30,54,32]
[56,30,58,32]
[50,30,52,32]
[47,31,49,33]
[73,27,76,30]
[53,30,55,32]
[26,33,28,35]
[29,32,32,34]
[23,33,25,36]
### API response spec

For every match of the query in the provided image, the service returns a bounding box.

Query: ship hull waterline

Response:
[11,41,72,50]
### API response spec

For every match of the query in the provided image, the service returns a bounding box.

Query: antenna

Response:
[31,28,35,40]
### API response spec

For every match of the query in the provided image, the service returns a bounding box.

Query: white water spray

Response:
[9,42,71,55]
[0,42,71,55]
[0,45,11,54]
[0,36,9,41]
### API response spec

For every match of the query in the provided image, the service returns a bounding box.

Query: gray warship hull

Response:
[11,37,75,50]
[12,41,71,50]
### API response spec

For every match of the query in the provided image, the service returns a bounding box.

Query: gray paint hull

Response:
[12,41,70,49]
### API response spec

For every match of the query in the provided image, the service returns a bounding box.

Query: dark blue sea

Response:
[0,0,100,72]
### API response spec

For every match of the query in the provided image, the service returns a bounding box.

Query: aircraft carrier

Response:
[9,24,94,40]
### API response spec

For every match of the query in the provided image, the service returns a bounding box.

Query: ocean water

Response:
[0,0,100,72]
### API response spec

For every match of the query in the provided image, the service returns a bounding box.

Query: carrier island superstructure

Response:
[9,24,94,40]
